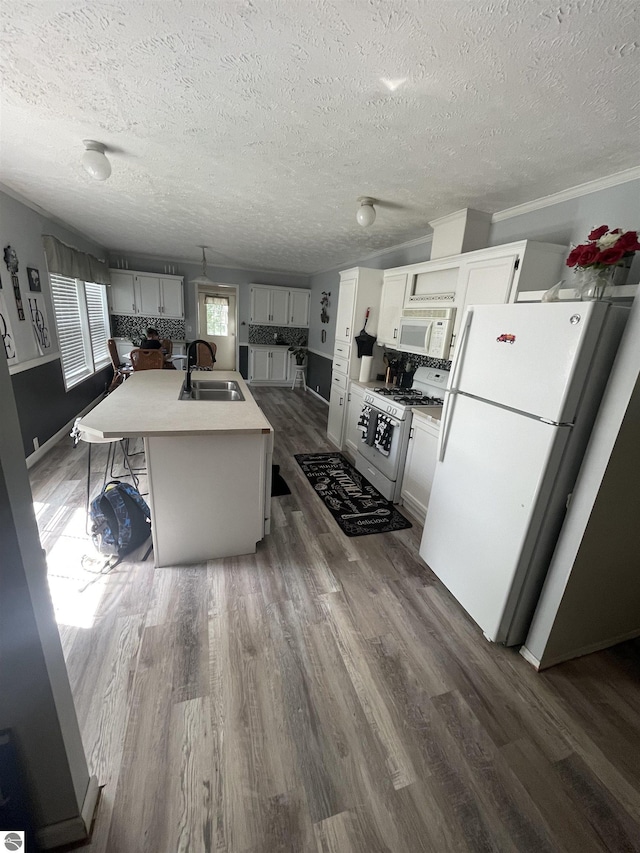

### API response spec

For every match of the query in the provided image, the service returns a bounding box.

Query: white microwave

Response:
[397,309,455,358]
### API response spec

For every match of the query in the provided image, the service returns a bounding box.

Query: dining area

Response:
[107,334,217,392]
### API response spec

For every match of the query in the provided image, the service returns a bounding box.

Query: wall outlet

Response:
[33,437,39,450]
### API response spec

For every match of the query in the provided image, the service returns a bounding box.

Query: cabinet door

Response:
[270,348,289,381]
[344,385,365,457]
[335,278,356,343]
[327,381,347,448]
[250,348,270,381]
[137,275,162,316]
[109,271,137,315]
[289,290,310,326]
[401,420,439,521]
[451,253,519,355]
[160,278,184,318]
[251,288,271,324]
[270,289,290,325]
[378,273,409,345]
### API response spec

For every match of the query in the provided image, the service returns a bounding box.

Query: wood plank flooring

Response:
[30,387,640,853]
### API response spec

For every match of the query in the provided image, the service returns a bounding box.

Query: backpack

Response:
[90,480,151,558]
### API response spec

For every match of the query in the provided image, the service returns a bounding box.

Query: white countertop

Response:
[79,370,273,439]
[411,407,442,425]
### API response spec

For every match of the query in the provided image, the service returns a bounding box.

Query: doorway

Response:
[196,284,238,370]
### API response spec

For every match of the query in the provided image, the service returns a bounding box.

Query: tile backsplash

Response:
[384,348,452,372]
[111,315,186,343]
[248,325,308,346]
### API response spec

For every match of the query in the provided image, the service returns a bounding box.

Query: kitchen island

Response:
[79,370,274,567]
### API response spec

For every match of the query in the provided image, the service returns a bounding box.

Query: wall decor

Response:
[27,267,41,292]
[321,291,330,323]
[0,292,17,364]
[3,245,25,320]
[28,294,51,355]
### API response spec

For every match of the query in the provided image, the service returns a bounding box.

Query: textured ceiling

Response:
[1,0,638,274]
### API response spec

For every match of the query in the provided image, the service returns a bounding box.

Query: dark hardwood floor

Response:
[30,386,640,852]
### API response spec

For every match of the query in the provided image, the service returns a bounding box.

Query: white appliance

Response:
[355,366,449,502]
[419,301,629,646]
[398,309,455,357]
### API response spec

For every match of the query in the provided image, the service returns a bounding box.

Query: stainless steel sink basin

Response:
[191,379,241,391]
[179,379,244,401]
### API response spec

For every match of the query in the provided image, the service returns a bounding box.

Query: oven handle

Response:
[438,308,473,463]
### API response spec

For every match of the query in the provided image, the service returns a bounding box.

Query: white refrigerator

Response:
[419,301,629,646]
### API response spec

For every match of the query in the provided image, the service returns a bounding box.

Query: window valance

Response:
[42,235,111,285]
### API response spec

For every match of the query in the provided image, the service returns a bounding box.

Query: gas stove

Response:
[363,366,449,420]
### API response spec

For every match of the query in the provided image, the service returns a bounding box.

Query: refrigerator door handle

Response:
[438,308,474,463]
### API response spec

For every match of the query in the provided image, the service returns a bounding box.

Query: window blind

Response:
[49,274,110,389]
[85,282,110,369]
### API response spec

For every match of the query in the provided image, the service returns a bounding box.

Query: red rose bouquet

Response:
[566,226,640,270]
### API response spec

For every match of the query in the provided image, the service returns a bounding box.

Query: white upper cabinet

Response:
[109,271,137,315]
[378,272,410,346]
[108,269,184,319]
[289,289,310,327]
[250,285,310,327]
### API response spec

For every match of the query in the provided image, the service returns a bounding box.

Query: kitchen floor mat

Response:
[294,452,411,537]
[271,464,291,496]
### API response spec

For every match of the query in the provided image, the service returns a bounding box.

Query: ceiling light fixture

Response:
[82,140,111,181]
[190,246,216,286]
[356,197,376,228]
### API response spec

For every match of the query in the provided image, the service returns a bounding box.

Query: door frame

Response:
[192,280,239,371]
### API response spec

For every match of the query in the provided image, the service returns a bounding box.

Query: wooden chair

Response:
[160,338,177,370]
[130,348,165,371]
[195,341,217,370]
[107,337,133,392]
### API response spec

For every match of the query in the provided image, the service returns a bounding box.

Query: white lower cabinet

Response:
[327,381,348,448]
[249,346,290,384]
[344,382,365,460]
[400,416,440,522]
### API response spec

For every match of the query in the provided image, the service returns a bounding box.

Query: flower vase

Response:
[575,256,632,301]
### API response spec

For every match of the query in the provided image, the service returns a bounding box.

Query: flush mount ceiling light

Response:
[190,246,216,286]
[356,197,376,228]
[82,140,111,181]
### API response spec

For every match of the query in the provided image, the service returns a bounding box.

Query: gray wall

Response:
[0,347,90,834]
[0,189,112,455]
[307,179,640,389]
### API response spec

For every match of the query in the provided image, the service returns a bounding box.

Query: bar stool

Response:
[71,418,140,533]
[291,364,306,391]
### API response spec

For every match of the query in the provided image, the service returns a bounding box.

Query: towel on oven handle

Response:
[358,404,379,446]
[374,414,394,456]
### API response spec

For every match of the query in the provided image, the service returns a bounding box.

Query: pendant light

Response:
[190,246,216,286]
[356,197,376,227]
[82,140,111,181]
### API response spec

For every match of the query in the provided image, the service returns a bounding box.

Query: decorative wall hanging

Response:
[0,292,17,364]
[27,267,41,292]
[27,294,51,355]
[320,291,330,323]
[3,245,25,320]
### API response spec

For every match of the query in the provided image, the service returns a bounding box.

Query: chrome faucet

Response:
[185,339,215,392]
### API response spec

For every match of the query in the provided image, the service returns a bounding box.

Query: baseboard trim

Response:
[306,386,329,405]
[520,627,640,671]
[26,396,105,468]
[37,775,100,849]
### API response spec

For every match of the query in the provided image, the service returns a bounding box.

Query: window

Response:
[204,295,229,336]
[49,274,110,389]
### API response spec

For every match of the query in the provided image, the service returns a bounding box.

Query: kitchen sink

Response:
[179,379,245,401]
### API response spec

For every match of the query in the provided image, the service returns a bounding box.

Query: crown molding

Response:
[492,166,640,223]
[109,247,309,280]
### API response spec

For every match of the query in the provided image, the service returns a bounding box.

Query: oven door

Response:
[355,405,407,499]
